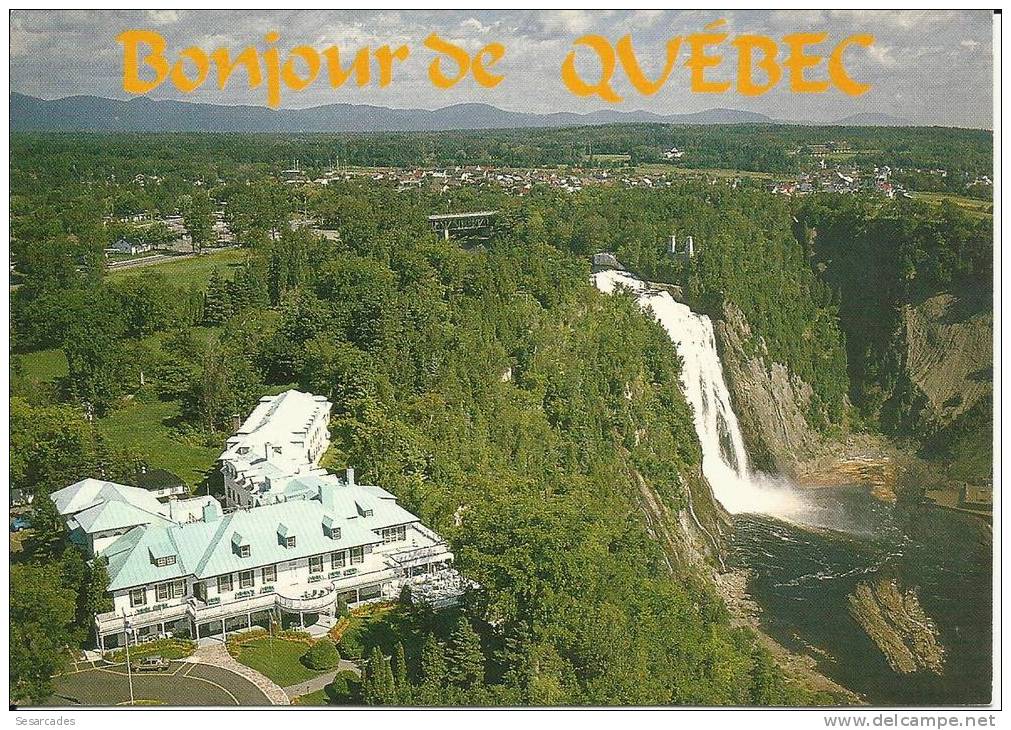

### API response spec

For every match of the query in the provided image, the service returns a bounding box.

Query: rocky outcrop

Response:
[847,579,945,675]
[713,302,822,476]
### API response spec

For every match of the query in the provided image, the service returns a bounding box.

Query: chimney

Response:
[264,442,272,460]
[346,466,355,487]
[202,501,221,523]
[668,233,677,255]
[231,413,242,432]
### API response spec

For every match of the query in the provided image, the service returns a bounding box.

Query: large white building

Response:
[51,392,468,652]
[220,390,333,508]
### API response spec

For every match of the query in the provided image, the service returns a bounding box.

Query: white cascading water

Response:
[593,268,805,517]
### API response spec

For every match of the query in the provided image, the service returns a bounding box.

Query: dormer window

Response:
[149,543,177,567]
[232,532,251,558]
[238,446,250,455]
[322,516,341,540]
[278,523,296,548]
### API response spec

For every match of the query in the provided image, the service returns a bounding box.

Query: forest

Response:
[11,121,993,184]
[8,126,992,705]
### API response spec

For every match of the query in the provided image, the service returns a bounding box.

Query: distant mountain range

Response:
[10,92,914,133]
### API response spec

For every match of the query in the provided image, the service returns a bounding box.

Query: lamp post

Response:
[122,611,135,706]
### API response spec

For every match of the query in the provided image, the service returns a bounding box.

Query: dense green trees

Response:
[13,129,963,706]
[794,194,993,469]
[10,564,78,705]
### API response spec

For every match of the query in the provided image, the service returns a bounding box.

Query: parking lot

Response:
[46,660,273,706]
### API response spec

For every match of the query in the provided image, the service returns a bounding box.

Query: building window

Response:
[309,555,324,574]
[350,546,364,565]
[238,544,251,558]
[239,570,254,589]
[154,555,176,567]
[156,580,186,602]
[194,582,207,602]
[380,526,407,543]
[262,565,276,583]
[331,551,345,569]
[285,536,296,548]
[129,588,147,607]
[217,574,233,593]
[326,525,341,540]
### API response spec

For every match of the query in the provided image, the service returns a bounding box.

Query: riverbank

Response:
[715,569,863,704]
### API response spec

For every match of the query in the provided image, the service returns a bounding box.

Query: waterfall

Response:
[593,268,803,517]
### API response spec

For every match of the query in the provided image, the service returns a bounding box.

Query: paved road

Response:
[282,659,359,700]
[185,643,290,705]
[106,246,240,273]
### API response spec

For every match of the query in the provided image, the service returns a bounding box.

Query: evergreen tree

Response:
[363,646,396,705]
[391,641,409,703]
[203,268,232,325]
[445,618,484,688]
[419,633,446,689]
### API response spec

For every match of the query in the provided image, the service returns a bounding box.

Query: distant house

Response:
[131,467,187,500]
[10,489,33,508]
[108,238,153,256]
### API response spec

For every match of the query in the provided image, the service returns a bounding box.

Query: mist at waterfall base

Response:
[593,269,992,704]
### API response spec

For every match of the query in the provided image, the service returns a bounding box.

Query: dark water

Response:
[731,486,993,705]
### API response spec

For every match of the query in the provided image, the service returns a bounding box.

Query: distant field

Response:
[17,348,68,382]
[586,153,631,163]
[909,191,993,216]
[636,164,775,180]
[108,248,248,288]
[96,398,220,489]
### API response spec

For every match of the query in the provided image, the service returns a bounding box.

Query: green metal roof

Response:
[104,480,420,591]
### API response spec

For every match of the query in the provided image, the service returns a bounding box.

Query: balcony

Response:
[95,603,188,634]
[274,585,338,612]
[186,593,276,622]
[386,543,454,570]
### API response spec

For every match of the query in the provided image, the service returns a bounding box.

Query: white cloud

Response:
[146,10,180,26]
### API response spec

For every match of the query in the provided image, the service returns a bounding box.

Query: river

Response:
[592,268,993,706]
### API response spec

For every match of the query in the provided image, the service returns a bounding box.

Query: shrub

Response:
[336,630,364,660]
[324,671,361,704]
[303,637,341,671]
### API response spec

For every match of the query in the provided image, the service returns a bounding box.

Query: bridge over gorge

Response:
[428,211,498,240]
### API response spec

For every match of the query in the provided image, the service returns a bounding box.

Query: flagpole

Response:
[123,611,135,706]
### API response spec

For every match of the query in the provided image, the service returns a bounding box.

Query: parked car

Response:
[10,516,31,532]
[132,655,170,672]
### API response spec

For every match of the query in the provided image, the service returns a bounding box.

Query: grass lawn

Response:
[109,248,248,288]
[96,399,220,489]
[234,638,323,687]
[17,348,68,382]
[293,689,329,705]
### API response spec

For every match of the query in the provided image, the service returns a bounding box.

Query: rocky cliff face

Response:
[712,302,822,477]
[900,292,993,440]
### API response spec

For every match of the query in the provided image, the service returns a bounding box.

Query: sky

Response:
[9,9,995,128]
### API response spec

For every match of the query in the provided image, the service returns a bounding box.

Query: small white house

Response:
[108,238,153,256]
